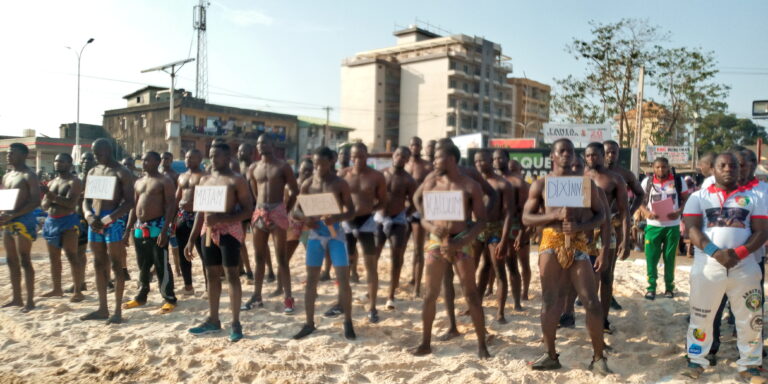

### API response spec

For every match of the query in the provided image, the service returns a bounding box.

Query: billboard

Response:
[543,123,612,148]
[646,146,690,164]
[488,138,536,149]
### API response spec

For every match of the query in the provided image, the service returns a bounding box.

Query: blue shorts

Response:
[87,209,126,244]
[42,213,80,248]
[2,212,37,241]
[169,235,178,248]
[306,222,348,267]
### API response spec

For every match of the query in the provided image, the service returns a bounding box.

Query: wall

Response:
[399,57,450,146]
[340,62,381,150]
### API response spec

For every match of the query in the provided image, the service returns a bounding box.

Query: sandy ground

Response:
[0,234,763,384]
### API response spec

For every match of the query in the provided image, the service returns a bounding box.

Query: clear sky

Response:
[1,0,766,138]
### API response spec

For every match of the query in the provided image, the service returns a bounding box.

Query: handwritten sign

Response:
[297,193,341,217]
[423,191,465,221]
[84,176,117,200]
[0,189,20,211]
[193,186,228,212]
[545,176,591,208]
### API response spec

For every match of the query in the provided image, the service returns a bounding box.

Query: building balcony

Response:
[448,69,473,79]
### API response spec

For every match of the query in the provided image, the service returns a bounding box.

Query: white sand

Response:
[0,237,761,383]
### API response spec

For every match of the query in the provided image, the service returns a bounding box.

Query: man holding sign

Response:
[411,144,490,359]
[522,138,610,374]
[1,143,41,312]
[40,153,85,302]
[292,146,357,340]
[122,151,178,314]
[184,143,253,343]
[81,139,135,324]
[242,134,299,314]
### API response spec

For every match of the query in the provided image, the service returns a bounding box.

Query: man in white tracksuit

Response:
[681,152,768,381]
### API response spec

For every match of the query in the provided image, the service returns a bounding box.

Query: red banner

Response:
[488,138,536,149]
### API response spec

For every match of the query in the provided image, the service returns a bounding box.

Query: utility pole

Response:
[66,38,94,167]
[141,58,194,156]
[632,66,645,175]
[323,106,332,147]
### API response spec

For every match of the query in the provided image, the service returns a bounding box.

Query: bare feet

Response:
[350,271,360,284]
[437,328,461,341]
[513,304,524,312]
[70,293,85,303]
[268,288,284,298]
[81,310,109,321]
[2,300,23,308]
[41,290,64,298]
[106,314,124,324]
[495,315,508,324]
[522,292,529,301]
[458,308,470,317]
[410,344,432,356]
[21,303,35,313]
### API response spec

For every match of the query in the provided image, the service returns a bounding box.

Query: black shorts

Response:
[202,234,241,268]
[346,232,377,256]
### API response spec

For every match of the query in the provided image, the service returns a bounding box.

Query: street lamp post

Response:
[67,38,94,167]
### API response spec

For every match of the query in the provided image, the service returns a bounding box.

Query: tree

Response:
[652,47,729,146]
[696,112,767,154]
[553,19,665,145]
[551,75,603,124]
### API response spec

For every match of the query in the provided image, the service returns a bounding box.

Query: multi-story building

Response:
[297,116,354,158]
[508,77,551,140]
[341,26,514,152]
[103,86,299,163]
[0,129,95,175]
[617,101,673,160]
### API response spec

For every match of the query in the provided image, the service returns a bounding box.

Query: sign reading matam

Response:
[193,185,228,212]
[424,191,465,221]
[545,176,591,208]
[84,175,117,200]
[0,189,20,211]
[297,193,341,217]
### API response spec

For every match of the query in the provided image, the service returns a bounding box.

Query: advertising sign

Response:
[543,123,612,148]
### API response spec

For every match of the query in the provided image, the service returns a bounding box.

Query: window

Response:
[463,83,469,92]
[449,79,457,88]
[447,114,456,126]
[136,97,141,104]
[449,61,457,70]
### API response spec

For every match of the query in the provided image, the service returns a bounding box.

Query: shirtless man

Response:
[292,146,356,340]
[473,150,517,320]
[411,144,490,358]
[493,152,528,306]
[523,138,610,374]
[121,156,140,178]
[506,158,532,300]
[159,152,182,276]
[339,142,387,323]
[404,137,433,297]
[425,140,437,163]
[376,146,416,310]
[81,138,135,324]
[1,143,41,312]
[236,143,257,283]
[583,142,629,333]
[242,135,299,314]
[175,149,206,295]
[122,151,177,313]
[285,159,313,270]
[40,153,85,302]
[185,143,253,342]
[70,151,96,294]
[604,140,644,310]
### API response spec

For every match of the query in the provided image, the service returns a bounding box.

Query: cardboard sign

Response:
[423,191,465,221]
[193,185,228,213]
[545,176,591,208]
[297,193,342,217]
[0,189,20,211]
[84,176,117,200]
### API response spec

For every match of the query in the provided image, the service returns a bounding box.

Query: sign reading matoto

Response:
[297,193,342,217]
[84,176,117,200]
[193,186,228,212]
[0,189,20,211]
[545,176,591,208]
[423,191,465,221]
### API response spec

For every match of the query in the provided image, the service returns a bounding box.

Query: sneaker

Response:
[181,287,195,296]
[664,290,674,299]
[610,297,623,310]
[367,309,380,324]
[343,320,356,340]
[229,322,244,343]
[645,291,655,300]
[558,313,575,329]
[293,323,316,339]
[386,299,396,310]
[681,362,704,379]
[324,304,343,318]
[283,297,295,315]
[245,271,254,282]
[241,297,263,311]
[603,319,614,334]
[531,353,561,371]
[266,271,276,283]
[738,367,767,384]
[589,357,613,376]
[575,298,583,307]
[706,353,717,367]
[188,320,222,335]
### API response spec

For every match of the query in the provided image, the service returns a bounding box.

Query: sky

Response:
[1,0,766,138]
